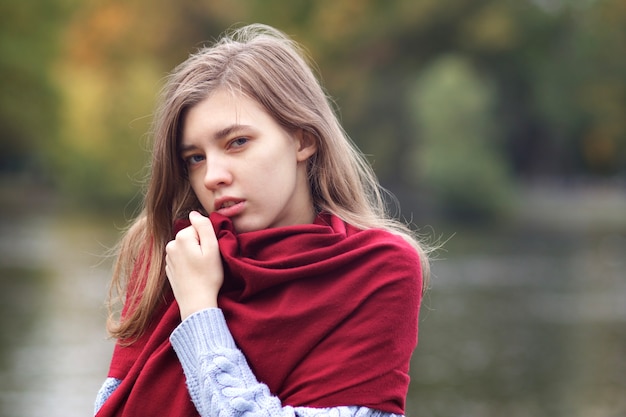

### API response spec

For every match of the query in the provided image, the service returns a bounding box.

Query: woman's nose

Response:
[203,157,233,189]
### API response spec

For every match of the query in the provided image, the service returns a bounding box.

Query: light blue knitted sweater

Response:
[95,308,404,417]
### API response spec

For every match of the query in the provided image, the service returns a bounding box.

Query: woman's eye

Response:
[230,137,249,148]
[185,154,205,166]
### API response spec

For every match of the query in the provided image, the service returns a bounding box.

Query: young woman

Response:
[95,23,429,417]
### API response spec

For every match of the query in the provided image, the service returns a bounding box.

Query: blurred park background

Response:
[0,0,625,416]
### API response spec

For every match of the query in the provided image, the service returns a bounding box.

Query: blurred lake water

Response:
[407,223,626,416]
[0,184,624,417]
[0,210,116,417]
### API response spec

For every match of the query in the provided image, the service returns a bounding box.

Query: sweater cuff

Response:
[170,308,237,362]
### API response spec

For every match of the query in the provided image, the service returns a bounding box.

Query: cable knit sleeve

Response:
[170,309,403,417]
[94,377,121,415]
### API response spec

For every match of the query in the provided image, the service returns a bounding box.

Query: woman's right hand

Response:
[165,211,224,320]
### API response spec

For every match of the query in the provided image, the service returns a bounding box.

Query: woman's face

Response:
[180,89,317,233]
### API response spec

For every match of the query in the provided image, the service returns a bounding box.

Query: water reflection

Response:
[407,227,626,417]
[0,212,624,416]
[0,214,115,417]
[0,266,47,414]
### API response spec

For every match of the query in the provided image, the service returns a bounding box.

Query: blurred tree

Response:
[540,0,626,177]
[471,0,626,178]
[0,0,71,179]
[36,0,626,214]
[408,54,514,221]
[52,0,227,209]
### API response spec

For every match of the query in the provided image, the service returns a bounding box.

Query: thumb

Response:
[188,211,217,253]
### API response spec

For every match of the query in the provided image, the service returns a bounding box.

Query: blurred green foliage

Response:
[0,0,69,176]
[1,0,625,219]
[409,54,514,221]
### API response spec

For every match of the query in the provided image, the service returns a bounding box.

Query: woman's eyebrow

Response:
[213,124,253,141]
[179,142,199,154]
[180,124,253,153]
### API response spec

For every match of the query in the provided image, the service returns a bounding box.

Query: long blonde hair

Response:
[108,24,430,341]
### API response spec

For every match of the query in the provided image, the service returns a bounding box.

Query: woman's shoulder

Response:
[354,224,420,257]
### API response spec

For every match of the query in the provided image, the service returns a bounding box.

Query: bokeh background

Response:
[1,1,625,416]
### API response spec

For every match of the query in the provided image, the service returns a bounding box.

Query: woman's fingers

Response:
[164,212,223,319]
[188,211,217,254]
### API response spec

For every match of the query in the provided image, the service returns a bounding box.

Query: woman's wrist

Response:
[179,297,219,321]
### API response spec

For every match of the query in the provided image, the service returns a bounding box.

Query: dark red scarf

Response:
[97,213,422,416]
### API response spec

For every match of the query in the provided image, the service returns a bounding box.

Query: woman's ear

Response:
[295,129,317,162]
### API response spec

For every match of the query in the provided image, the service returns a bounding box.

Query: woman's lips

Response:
[215,199,245,217]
